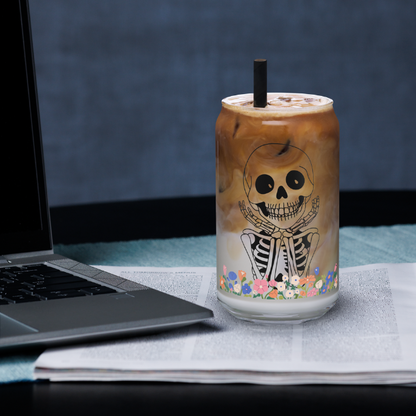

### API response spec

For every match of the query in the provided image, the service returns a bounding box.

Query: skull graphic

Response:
[243,142,314,230]
[239,142,320,281]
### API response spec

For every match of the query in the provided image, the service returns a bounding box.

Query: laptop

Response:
[0,0,213,352]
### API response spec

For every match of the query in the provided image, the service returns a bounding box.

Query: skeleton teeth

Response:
[264,198,303,221]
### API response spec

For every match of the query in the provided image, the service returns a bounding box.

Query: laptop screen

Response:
[0,0,52,256]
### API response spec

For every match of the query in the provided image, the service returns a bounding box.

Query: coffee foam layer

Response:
[222,93,333,116]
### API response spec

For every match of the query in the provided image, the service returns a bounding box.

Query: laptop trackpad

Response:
[0,313,38,337]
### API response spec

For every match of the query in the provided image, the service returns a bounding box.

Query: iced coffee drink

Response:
[216,93,339,323]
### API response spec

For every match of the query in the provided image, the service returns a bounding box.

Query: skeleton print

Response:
[239,142,320,282]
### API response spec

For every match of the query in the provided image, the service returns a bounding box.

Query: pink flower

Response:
[334,263,338,272]
[269,279,278,287]
[253,279,269,295]
[223,265,227,276]
[307,288,318,297]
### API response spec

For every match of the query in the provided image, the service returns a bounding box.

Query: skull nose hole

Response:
[276,186,288,199]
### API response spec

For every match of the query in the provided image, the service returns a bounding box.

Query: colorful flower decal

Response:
[242,283,252,294]
[253,279,269,295]
[290,275,300,285]
[307,288,318,297]
[285,289,294,298]
[220,276,226,289]
[299,275,315,286]
[268,289,278,299]
[326,271,334,284]
[229,271,237,282]
[219,263,338,300]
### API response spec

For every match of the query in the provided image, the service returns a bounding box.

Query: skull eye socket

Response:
[255,174,274,194]
[286,170,305,190]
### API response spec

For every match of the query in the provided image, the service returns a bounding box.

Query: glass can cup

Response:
[216,93,339,323]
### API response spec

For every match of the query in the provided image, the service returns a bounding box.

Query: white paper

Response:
[34,263,416,385]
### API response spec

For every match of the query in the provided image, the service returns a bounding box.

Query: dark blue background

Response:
[29,0,416,206]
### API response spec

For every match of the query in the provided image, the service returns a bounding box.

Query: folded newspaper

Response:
[34,263,416,385]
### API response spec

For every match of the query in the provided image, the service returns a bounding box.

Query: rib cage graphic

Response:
[250,230,313,280]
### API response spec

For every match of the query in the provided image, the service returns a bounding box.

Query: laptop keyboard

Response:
[0,264,117,305]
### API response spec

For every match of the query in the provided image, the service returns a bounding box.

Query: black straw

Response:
[253,59,267,107]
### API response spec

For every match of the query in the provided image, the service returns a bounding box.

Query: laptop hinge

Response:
[2,250,54,262]
[0,255,10,264]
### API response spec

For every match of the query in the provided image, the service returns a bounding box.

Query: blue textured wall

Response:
[29,0,416,206]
